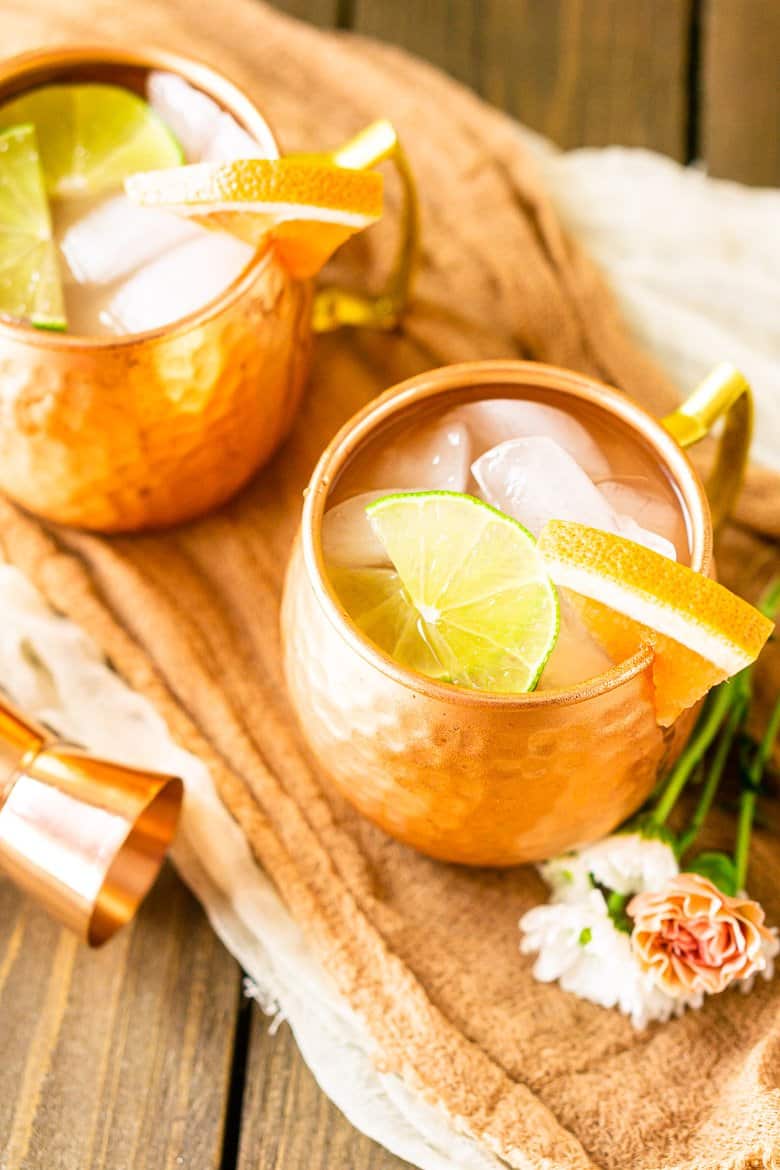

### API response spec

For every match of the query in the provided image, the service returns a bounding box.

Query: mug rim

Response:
[0,43,286,350]
[300,359,714,710]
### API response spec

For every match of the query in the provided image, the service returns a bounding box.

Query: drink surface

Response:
[324,393,689,692]
[0,72,267,337]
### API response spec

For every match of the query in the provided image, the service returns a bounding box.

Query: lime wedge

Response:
[330,491,560,693]
[0,84,183,198]
[0,124,65,330]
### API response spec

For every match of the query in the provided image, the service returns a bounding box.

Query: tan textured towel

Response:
[2,4,779,1168]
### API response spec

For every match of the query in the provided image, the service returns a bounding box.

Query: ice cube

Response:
[104,231,254,334]
[539,590,613,689]
[473,436,616,536]
[202,114,270,163]
[354,418,472,494]
[56,193,201,286]
[473,436,677,559]
[448,398,610,479]
[147,71,277,163]
[596,476,680,547]
[323,491,396,568]
[614,515,677,561]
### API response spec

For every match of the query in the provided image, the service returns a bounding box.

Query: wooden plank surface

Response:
[352,0,694,159]
[352,0,482,93]
[703,0,780,185]
[0,3,777,1167]
[237,1010,412,1170]
[0,864,240,1170]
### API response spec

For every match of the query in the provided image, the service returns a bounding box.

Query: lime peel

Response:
[0,123,66,330]
[0,84,183,198]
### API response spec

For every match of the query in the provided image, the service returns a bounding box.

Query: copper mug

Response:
[282,361,752,866]
[0,45,418,533]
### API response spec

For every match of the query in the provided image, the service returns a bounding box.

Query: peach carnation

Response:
[628,872,778,999]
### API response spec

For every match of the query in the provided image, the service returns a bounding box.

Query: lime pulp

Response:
[0,83,183,198]
[330,491,560,693]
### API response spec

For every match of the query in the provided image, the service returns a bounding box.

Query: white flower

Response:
[580,832,679,894]
[519,889,698,1029]
[537,852,593,903]
[539,832,678,904]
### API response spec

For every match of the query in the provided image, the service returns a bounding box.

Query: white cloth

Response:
[0,144,778,1170]
[524,135,780,471]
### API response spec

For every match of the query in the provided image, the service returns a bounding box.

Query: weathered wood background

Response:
[1,3,778,1170]
[277,0,780,186]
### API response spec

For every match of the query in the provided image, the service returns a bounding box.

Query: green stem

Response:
[757,577,780,621]
[652,682,736,825]
[678,697,747,858]
[606,890,631,933]
[734,789,755,892]
[753,694,780,777]
[733,695,780,891]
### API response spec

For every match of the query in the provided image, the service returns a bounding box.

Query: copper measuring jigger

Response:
[0,695,183,945]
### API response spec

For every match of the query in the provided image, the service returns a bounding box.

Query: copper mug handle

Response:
[305,120,420,334]
[662,363,754,531]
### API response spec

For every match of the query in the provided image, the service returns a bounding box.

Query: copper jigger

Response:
[0,695,183,945]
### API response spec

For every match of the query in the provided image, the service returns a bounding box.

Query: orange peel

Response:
[125,158,383,279]
[538,521,774,725]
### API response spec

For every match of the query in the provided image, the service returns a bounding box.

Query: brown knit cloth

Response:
[1,4,779,1168]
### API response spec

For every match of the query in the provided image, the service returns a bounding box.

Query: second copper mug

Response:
[0,45,417,533]
[282,360,752,866]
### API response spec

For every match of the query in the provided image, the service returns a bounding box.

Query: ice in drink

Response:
[0,72,265,337]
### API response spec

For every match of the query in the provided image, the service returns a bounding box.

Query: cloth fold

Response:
[0,4,778,1169]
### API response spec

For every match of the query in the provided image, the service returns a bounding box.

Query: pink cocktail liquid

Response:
[324,392,689,690]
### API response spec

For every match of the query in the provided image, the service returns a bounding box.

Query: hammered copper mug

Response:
[282,361,752,866]
[0,45,418,532]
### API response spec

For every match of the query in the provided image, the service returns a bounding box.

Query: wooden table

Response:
[2,2,779,1167]
[0,865,407,1170]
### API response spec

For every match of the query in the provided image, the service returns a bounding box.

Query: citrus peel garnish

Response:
[125,158,383,279]
[537,520,774,725]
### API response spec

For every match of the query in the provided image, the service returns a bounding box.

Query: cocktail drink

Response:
[0,69,382,336]
[0,47,414,531]
[324,392,688,694]
[0,71,271,336]
[282,361,767,865]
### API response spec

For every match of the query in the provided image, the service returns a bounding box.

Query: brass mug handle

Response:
[305,120,420,333]
[662,363,754,532]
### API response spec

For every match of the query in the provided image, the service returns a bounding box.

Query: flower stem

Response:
[734,695,780,891]
[652,681,737,826]
[678,695,747,858]
[606,890,631,933]
[753,694,780,777]
[734,789,755,893]
[757,577,780,621]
